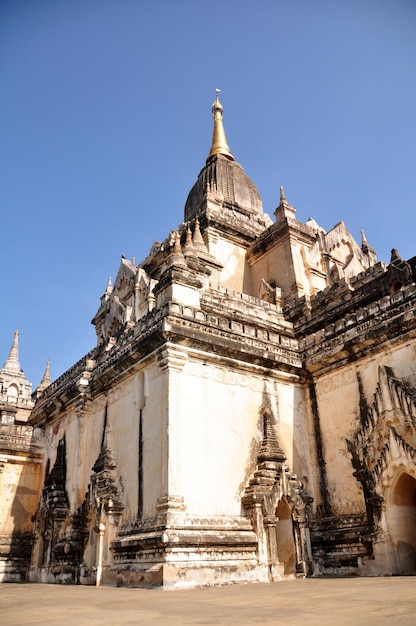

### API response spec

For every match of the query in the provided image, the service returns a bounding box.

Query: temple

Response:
[1,95,416,587]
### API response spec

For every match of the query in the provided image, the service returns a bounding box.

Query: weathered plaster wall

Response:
[178,357,263,515]
[249,237,307,299]
[250,238,291,295]
[140,363,165,517]
[173,354,311,516]
[107,380,139,519]
[313,365,363,514]
[42,404,102,513]
[38,361,168,525]
[313,338,416,517]
[0,461,43,535]
[209,236,250,294]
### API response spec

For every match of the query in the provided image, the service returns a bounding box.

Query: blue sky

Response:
[1,0,415,387]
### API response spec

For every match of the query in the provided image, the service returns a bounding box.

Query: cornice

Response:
[29,272,416,425]
[302,283,416,375]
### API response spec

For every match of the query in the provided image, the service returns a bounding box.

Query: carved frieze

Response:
[90,404,124,524]
[242,405,313,577]
[347,366,416,526]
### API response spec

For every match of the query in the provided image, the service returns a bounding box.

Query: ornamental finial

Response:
[207,89,234,162]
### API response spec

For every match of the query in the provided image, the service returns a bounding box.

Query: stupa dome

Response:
[184,153,263,222]
[184,94,263,222]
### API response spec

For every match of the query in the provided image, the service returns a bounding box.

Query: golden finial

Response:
[207,88,234,162]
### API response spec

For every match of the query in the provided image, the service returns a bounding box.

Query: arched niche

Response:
[387,472,416,574]
[7,384,18,400]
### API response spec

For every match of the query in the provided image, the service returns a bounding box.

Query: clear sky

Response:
[1,0,415,388]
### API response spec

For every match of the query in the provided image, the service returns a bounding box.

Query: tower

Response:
[0,330,34,424]
[0,331,44,582]
[184,93,271,294]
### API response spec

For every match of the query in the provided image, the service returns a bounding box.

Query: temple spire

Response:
[360,229,367,245]
[35,360,52,397]
[4,329,20,373]
[40,361,51,388]
[105,277,113,296]
[207,90,234,162]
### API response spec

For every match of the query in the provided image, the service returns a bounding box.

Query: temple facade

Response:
[1,96,416,587]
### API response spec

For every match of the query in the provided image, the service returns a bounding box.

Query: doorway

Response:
[276,497,296,575]
[388,472,416,574]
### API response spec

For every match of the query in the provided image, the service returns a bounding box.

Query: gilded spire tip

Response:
[207,89,234,162]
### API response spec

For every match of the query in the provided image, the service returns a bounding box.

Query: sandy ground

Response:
[1,577,416,626]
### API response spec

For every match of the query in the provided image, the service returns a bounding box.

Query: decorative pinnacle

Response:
[39,360,51,390]
[4,329,20,373]
[258,408,286,463]
[168,230,186,268]
[184,224,194,248]
[361,229,367,244]
[192,217,207,251]
[207,90,234,162]
[360,229,369,249]
[173,231,182,254]
[390,248,402,263]
[105,277,113,295]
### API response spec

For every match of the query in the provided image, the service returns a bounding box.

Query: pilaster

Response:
[156,345,188,511]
